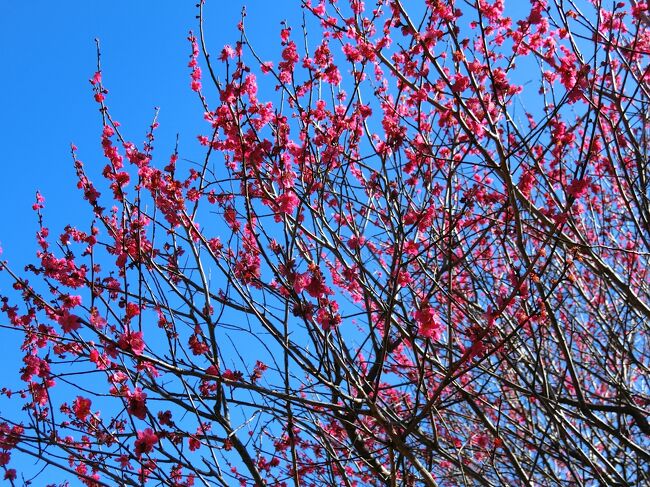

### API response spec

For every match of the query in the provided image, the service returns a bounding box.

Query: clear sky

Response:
[0,1,540,483]
[0,2,301,483]
[0,1,297,267]
[0,0,535,276]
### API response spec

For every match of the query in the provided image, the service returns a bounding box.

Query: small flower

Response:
[72,396,92,421]
[126,387,148,420]
[414,306,444,341]
[134,428,158,457]
[118,331,146,356]
[566,178,591,199]
[90,71,102,85]
[276,191,299,216]
[58,311,81,333]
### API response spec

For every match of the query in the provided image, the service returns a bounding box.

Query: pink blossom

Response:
[134,428,158,457]
[90,71,102,85]
[220,45,235,60]
[72,396,92,421]
[126,388,148,420]
[276,191,299,216]
[58,311,81,333]
[118,331,146,356]
[414,306,444,341]
[566,177,591,199]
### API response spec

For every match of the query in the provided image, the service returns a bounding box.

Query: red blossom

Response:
[118,331,146,355]
[566,178,591,199]
[134,428,158,457]
[90,71,102,85]
[58,311,82,333]
[221,369,243,381]
[414,306,444,341]
[72,396,92,421]
[126,388,148,420]
[188,333,210,355]
[220,44,235,60]
[275,191,299,217]
[0,2,647,485]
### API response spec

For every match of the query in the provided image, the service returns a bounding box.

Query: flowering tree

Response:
[1,0,649,485]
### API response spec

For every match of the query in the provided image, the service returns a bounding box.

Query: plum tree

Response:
[1,0,648,485]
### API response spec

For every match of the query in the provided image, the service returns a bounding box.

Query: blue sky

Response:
[0,0,538,272]
[0,1,295,267]
[0,1,545,483]
[0,2,301,483]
